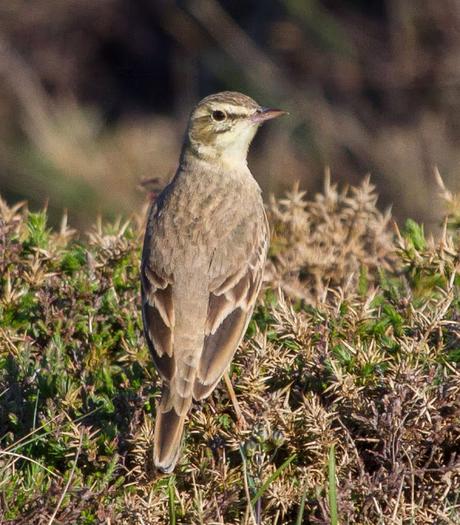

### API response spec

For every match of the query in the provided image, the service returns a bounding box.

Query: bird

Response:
[141,91,286,473]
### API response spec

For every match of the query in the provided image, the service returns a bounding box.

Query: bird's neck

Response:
[179,143,251,177]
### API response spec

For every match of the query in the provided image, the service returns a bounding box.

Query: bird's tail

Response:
[153,391,188,473]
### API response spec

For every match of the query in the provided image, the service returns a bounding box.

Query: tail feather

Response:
[153,398,187,473]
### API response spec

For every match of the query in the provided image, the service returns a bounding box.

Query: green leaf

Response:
[296,486,308,525]
[25,211,50,249]
[251,454,296,505]
[168,475,176,525]
[447,348,460,363]
[60,245,86,273]
[358,266,369,296]
[404,218,426,251]
[328,445,338,525]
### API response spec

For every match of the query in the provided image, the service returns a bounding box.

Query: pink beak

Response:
[251,107,288,123]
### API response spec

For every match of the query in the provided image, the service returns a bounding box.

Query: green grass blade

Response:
[168,475,176,525]
[296,486,307,525]
[5,407,102,453]
[251,454,296,505]
[239,445,256,491]
[0,450,59,479]
[32,391,39,430]
[328,445,338,525]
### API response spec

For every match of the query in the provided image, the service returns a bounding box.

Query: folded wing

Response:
[193,218,268,399]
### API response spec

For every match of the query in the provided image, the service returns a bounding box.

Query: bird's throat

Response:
[180,142,250,173]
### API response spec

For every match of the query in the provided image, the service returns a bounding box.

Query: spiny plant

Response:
[0,176,459,524]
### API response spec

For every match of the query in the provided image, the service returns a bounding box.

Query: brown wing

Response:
[193,214,269,400]
[141,263,176,382]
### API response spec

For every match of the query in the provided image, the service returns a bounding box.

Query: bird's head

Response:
[183,91,286,167]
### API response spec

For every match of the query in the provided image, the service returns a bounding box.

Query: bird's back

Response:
[143,161,267,389]
[145,161,265,274]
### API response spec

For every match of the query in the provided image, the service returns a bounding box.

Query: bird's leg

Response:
[223,371,247,429]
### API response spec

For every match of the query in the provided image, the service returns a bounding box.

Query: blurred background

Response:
[0,0,459,230]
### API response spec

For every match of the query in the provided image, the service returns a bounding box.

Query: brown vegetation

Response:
[0,177,459,523]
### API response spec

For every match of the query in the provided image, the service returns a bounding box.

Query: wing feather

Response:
[198,307,247,387]
[194,220,268,398]
[144,203,268,402]
[141,263,176,382]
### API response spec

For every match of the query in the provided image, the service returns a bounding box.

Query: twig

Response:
[223,371,246,428]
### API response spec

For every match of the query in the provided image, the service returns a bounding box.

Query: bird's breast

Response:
[149,166,265,276]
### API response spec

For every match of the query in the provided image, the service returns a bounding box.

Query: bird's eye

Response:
[211,110,227,122]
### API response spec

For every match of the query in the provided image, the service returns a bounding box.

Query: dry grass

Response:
[267,172,396,302]
[0,177,459,524]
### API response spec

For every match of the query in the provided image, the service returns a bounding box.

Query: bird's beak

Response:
[251,107,288,123]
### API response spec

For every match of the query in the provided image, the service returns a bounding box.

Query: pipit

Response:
[141,91,286,473]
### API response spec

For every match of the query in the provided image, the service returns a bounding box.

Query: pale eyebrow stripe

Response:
[195,108,253,122]
[227,112,249,119]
